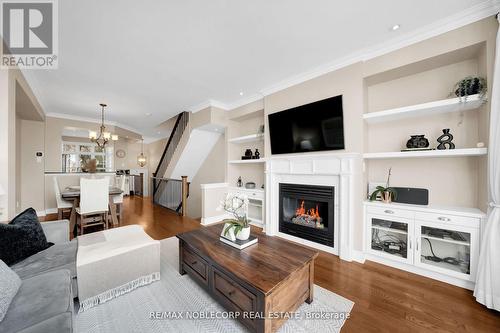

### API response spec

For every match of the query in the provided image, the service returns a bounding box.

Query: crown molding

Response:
[259,0,499,97]
[200,0,500,111]
[187,99,230,113]
[224,93,265,111]
[45,112,143,136]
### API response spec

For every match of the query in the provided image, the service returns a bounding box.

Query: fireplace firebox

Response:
[279,183,335,247]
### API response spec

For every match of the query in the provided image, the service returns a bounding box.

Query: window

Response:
[62,142,114,172]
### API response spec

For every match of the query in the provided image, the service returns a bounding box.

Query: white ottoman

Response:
[76,225,160,312]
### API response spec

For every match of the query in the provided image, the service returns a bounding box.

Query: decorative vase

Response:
[437,129,455,150]
[406,135,429,149]
[254,149,260,159]
[244,149,253,158]
[236,226,251,241]
[381,191,393,204]
[237,176,243,187]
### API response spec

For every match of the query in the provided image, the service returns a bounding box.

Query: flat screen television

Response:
[268,95,344,154]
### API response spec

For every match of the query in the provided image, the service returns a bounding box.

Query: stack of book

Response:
[220,235,258,250]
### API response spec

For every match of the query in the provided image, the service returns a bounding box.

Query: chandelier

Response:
[137,139,147,167]
[89,103,118,148]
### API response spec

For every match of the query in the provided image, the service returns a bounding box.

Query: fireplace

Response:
[279,183,335,247]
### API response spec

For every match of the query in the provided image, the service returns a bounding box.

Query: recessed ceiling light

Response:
[391,24,401,31]
[239,91,244,96]
[145,113,152,116]
[157,131,161,135]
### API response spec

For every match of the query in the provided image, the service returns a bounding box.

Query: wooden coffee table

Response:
[177,225,319,333]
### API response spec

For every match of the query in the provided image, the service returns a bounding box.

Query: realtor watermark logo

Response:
[0,0,58,69]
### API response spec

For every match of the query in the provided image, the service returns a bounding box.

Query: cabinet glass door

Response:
[416,223,472,278]
[370,216,411,264]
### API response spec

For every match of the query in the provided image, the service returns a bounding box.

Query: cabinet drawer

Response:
[182,247,208,284]
[415,212,480,228]
[212,268,256,313]
[367,206,414,219]
[231,189,264,200]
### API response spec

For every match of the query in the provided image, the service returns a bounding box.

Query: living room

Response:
[1,1,500,332]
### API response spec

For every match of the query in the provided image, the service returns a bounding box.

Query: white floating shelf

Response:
[363,94,483,123]
[228,133,264,144]
[363,148,487,159]
[228,158,266,164]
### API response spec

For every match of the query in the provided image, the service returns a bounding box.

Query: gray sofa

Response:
[0,220,77,333]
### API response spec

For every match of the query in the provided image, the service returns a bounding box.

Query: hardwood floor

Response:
[43,195,500,332]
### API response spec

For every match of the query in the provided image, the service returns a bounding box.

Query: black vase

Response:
[254,149,260,159]
[437,129,455,150]
[406,135,429,149]
[244,149,253,157]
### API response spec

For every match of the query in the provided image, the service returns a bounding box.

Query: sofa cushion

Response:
[0,261,22,322]
[0,208,53,266]
[11,240,77,280]
[0,270,73,333]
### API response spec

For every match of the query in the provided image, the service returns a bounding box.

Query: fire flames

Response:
[295,200,321,220]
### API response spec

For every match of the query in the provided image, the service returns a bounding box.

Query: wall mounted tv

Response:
[268,95,344,155]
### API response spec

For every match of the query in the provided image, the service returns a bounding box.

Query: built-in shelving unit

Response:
[363,94,483,123]
[363,148,487,160]
[228,133,264,144]
[228,158,266,164]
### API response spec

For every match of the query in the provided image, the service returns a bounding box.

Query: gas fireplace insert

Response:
[279,183,335,247]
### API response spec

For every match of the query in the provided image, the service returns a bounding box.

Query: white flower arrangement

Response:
[218,193,249,237]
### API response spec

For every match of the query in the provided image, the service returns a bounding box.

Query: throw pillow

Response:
[0,260,22,322]
[0,208,53,266]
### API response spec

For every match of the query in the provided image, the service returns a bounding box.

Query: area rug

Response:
[77,237,354,332]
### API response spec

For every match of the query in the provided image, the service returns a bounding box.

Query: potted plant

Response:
[369,168,397,203]
[219,193,251,240]
[451,76,487,101]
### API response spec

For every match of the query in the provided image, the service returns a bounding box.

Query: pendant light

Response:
[89,103,118,148]
[137,139,147,167]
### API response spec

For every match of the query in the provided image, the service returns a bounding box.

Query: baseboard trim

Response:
[351,250,366,264]
[201,214,232,226]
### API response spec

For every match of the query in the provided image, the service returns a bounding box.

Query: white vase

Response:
[236,226,251,241]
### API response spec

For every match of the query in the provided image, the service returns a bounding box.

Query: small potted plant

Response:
[370,168,397,203]
[451,76,487,102]
[219,193,251,240]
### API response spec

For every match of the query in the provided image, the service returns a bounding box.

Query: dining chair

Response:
[53,177,73,219]
[109,175,124,221]
[118,175,130,196]
[76,178,109,235]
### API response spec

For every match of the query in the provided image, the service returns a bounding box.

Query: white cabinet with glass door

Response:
[367,213,413,265]
[364,201,484,289]
[414,221,479,281]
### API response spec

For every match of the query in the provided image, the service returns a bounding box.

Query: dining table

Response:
[61,186,124,236]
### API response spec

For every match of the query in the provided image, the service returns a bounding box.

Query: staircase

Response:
[152,111,190,214]
[152,107,225,216]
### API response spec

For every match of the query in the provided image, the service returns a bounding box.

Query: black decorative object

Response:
[406,135,429,149]
[0,208,53,265]
[237,176,243,187]
[253,149,260,159]
[242,149,253,160]
[437,129,455,150]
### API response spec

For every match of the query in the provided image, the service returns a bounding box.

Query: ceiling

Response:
[23,0,496,139]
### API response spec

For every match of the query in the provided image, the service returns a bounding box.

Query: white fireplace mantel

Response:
[265,153,361,261]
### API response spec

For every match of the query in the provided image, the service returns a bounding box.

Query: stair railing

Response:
[152,111,189,196]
